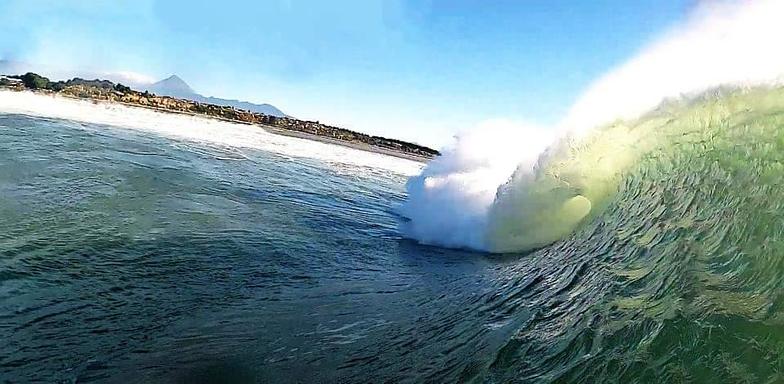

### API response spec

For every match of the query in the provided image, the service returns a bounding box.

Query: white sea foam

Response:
[402,0,784,252]
[399,119,553,249]
[0,90,423,176]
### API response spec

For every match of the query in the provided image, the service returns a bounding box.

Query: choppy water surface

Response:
[3,86,784,384]
[0,114,515,383]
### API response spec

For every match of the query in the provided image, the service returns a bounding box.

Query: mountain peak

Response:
[151,74,195,95]
[146,74,287,117]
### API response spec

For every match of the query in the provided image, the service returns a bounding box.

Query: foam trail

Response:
[0,91,423,176]
[402,0,784,252]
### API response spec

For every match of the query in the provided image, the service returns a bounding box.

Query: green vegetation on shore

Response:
[0,72,440,159]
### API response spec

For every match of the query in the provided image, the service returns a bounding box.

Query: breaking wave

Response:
[401,0,784,252]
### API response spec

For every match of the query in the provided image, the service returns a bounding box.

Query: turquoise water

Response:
[4,85,784,384]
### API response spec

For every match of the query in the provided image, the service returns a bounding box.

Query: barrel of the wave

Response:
[485,120,659,253]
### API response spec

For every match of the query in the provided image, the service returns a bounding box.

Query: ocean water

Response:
[5,86,784,383]
[0,113,517,383]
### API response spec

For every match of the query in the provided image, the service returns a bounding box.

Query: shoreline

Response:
[82,94,434,163]
[107,98,434,163]
[0,74,440,161]
[102,97,435,163]
[259,125,432,163]
[2,89,434,163]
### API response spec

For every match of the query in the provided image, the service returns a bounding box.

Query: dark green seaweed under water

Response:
[3,86,784,384]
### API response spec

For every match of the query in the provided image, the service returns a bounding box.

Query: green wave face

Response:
[486,118,648,253]
[485,86,784,382]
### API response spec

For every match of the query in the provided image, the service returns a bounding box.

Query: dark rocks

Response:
[17,72,50,89]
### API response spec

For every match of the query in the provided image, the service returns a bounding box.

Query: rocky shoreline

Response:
[0,73,440,160]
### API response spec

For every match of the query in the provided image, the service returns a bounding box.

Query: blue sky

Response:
[0,0,690,147]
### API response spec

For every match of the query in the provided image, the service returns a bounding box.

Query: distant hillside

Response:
[146,75,286,117]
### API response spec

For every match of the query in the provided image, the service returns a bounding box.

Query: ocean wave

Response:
[484,86,784,381]
[401,0,784,252]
